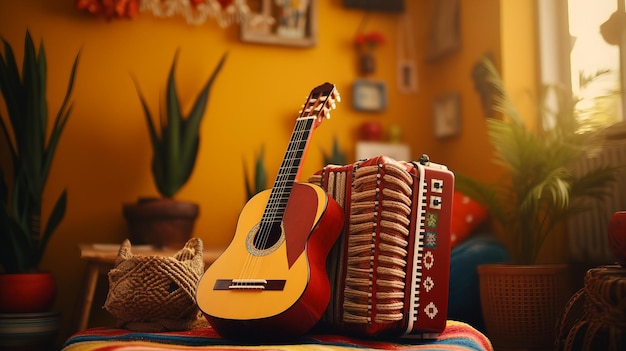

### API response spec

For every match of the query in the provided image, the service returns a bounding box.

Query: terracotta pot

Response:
[0,272,56,313]
[477,264,570,349]
[122,198,199,250]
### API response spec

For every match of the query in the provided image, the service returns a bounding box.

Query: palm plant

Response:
[243,145,267,201]
[0,30,80,273]
[456,56,619,265]
[132,51,227,198]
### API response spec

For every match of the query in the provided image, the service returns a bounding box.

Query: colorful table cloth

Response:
[62,320,492,351]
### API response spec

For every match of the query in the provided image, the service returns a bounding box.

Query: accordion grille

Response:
[342,162,414,324]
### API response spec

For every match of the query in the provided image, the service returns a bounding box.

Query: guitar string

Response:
[236,90,332,287]
[235,98,312,284]
[248,110,314,281]
[242,116,309,283]
[251,91,334,280]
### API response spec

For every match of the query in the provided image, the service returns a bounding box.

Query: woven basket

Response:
[477,263,570,349]
[556,265,626,351]
[104,238,204,332]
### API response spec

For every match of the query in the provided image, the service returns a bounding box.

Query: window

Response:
[539,0,623,126]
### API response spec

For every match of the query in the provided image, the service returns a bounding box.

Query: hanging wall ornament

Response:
[354,31,385,76]
[396,12,418,93]
[76,0,141,19]
[139,0,250,26]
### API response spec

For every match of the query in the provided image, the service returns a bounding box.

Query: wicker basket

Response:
[104,238,204,332]
[556,265,626,351]
[478,264,570,349]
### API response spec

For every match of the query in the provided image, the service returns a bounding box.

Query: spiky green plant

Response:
[456,56,619,265]
[133,51,227,198]
[243,145,267,201]
[322,135,347,166]
[0,30,79,273]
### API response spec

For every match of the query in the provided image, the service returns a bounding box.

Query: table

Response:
[74,243,223,332]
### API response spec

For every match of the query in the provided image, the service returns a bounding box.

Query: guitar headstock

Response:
[299,82,341,128]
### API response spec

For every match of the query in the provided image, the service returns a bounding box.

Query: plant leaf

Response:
[37,189,66,267]
[178,52,228,193]
[165,50,182,196]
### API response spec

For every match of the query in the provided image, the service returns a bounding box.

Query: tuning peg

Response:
[323,107,332,119]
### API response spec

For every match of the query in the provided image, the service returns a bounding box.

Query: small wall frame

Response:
[353,80,387,112]
[342,0,405,13]
[241,0,317,47]
[426,0,460,61]
[433,92,461,138]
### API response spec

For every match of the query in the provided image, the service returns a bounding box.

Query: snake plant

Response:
[322,135,347,166]
[133,51,227,198]
[0,30,80,273]
[456,56,619,265]
[243,145,267,201]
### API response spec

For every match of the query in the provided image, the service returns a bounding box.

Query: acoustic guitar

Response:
[196,82,344,340]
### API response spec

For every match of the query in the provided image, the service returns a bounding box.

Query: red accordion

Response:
[309,155,454,338]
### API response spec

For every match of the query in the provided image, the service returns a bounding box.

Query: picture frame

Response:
[241,0,317,47]
[342,0,405,13]
[353,80,387,112]
[433,92,461,138]
[426,0,460,61]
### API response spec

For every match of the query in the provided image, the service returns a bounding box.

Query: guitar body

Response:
[197,82,342,339]
[196,182,344,340]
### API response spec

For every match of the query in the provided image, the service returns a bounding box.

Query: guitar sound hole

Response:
[254,221,282,250]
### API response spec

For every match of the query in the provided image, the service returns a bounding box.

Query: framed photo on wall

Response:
[342,0,404,13]
[426,0,460,60]
[241,0,317,47]
[433,92,461,138]
[353,80,387,112]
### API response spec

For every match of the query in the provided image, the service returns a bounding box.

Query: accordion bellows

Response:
[309,155,454,337]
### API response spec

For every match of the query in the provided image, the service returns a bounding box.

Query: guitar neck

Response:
[260,82,340,225]
[262,117,315,223]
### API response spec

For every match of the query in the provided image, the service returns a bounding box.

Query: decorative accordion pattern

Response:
[309,155,454,337]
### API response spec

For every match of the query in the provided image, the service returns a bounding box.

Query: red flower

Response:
[189,0,233,8]
[354,31,386,48]
[216,0,234,8]
[76,0,139,20]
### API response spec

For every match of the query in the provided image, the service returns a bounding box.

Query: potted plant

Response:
[0,30,79,313]
[457,56,619,349]
[243,145,267,201]
[122,51,227,249]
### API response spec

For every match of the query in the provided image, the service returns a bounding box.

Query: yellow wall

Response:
[501,0,539,131]
[0,0,538,344]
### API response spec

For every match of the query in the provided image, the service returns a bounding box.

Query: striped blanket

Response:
[62,320,492,351]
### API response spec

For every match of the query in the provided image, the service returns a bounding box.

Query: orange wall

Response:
[421,0,502,182]
[501,0,540,131]
[0,0,537,344]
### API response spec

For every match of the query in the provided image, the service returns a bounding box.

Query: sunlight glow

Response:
[568,0,622,124]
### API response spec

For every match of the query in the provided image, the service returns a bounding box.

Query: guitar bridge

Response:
[213,279,286,291]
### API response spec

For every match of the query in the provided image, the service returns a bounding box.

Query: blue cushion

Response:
[447,234,511,331]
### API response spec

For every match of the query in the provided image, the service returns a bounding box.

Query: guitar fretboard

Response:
[254,82,340,247]
[262,117,315,224]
